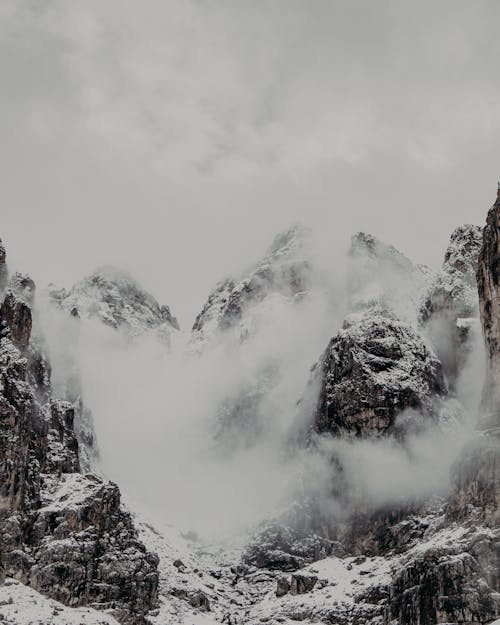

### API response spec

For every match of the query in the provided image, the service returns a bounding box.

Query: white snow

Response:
[0,579,120,625]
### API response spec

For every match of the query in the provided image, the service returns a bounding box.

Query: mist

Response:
[35,226,486,542]
[2,1,500,326]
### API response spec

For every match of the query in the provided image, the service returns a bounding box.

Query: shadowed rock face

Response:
[421,225,483,390]
[477,192,500,428]
[312,309,446,439]
[0,243,159,624]
[447,189,500,529]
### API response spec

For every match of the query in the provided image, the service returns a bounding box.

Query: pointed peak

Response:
[265,223,312,259]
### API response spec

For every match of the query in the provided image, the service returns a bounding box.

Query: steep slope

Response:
[49,266,179,340]
[421,224,483,389]
[192,224,313,342]
[46,266,180,470]
[0,243,159,625]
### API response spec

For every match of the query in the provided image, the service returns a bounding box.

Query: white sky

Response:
[1,0,500,325]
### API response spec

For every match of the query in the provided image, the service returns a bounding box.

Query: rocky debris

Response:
[290,574,317,595]
[312,308,446,438]
[421,225,483,389]
[171,588,211,612]
[192,224,313,340]
[49,265,179,340]
[243,522,335,572]
[276,576,290,597]
[0,249,159,624]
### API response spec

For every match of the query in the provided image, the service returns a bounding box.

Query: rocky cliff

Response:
[0,241,159,625]
[421,225,483,390]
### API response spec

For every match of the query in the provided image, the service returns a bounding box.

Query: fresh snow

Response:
[0,579,120,625]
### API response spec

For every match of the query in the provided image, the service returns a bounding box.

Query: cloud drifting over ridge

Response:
[1,1,500,324]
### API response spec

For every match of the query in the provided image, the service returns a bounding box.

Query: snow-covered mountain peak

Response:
[48,265,179,339]
[262,223,312,263]
[348,232,433,325]
[192,224,314,341]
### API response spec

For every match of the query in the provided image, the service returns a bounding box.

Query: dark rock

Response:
[243,523,335,571]
[421,225,482,390]
[312,309,446,439]
[290,574,317,595]
[276,576,290,597]
[0,243,159,624]
[477,190,500,428]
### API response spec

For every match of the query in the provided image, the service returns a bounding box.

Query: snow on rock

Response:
[192,224,313,343]
[0,251,159,625]
[0,578,121,625]
[49,265,179,341]
[421,224,483,389]
[312,307,446,438]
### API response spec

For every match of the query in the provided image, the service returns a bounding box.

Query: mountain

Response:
[0,245,159,625]
[49,266,179,340]
[1,187,499,625]
[192,223,313,342]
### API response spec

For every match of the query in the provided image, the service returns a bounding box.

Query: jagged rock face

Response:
[421,225,483,389]
[192,224,313,340]
[387,530,500,625]
[0,239,7,293]
[243,523,336,572]
[477,194,500,427]
[0,257,159,623]
[49,265,179,339]
[448,432,500,526]
[312,309,446,438]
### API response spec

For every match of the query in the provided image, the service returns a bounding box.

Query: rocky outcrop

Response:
[0,245,159,624]
[243,522,335,572]
[447,188,500,529]
[386,527,500,625]
[0,238,8,293]
[49,265,179,340]
[477,190,500,428]
[421,225,483,389]
[192,224,313,341]
[47,265,178,470]
[312,308,446,438]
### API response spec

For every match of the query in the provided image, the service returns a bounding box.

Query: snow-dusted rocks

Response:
[0,238,7,294]
[49,265,179,340]
[0,246,159,625]
[192,224,313,341]
[421,224,483,388]
[477,192,500,428]
[312,308,445,438]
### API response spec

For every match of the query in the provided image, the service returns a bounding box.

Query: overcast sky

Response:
[1,1,500,324]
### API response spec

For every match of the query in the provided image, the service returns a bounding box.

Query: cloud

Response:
[1,1,500,327]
